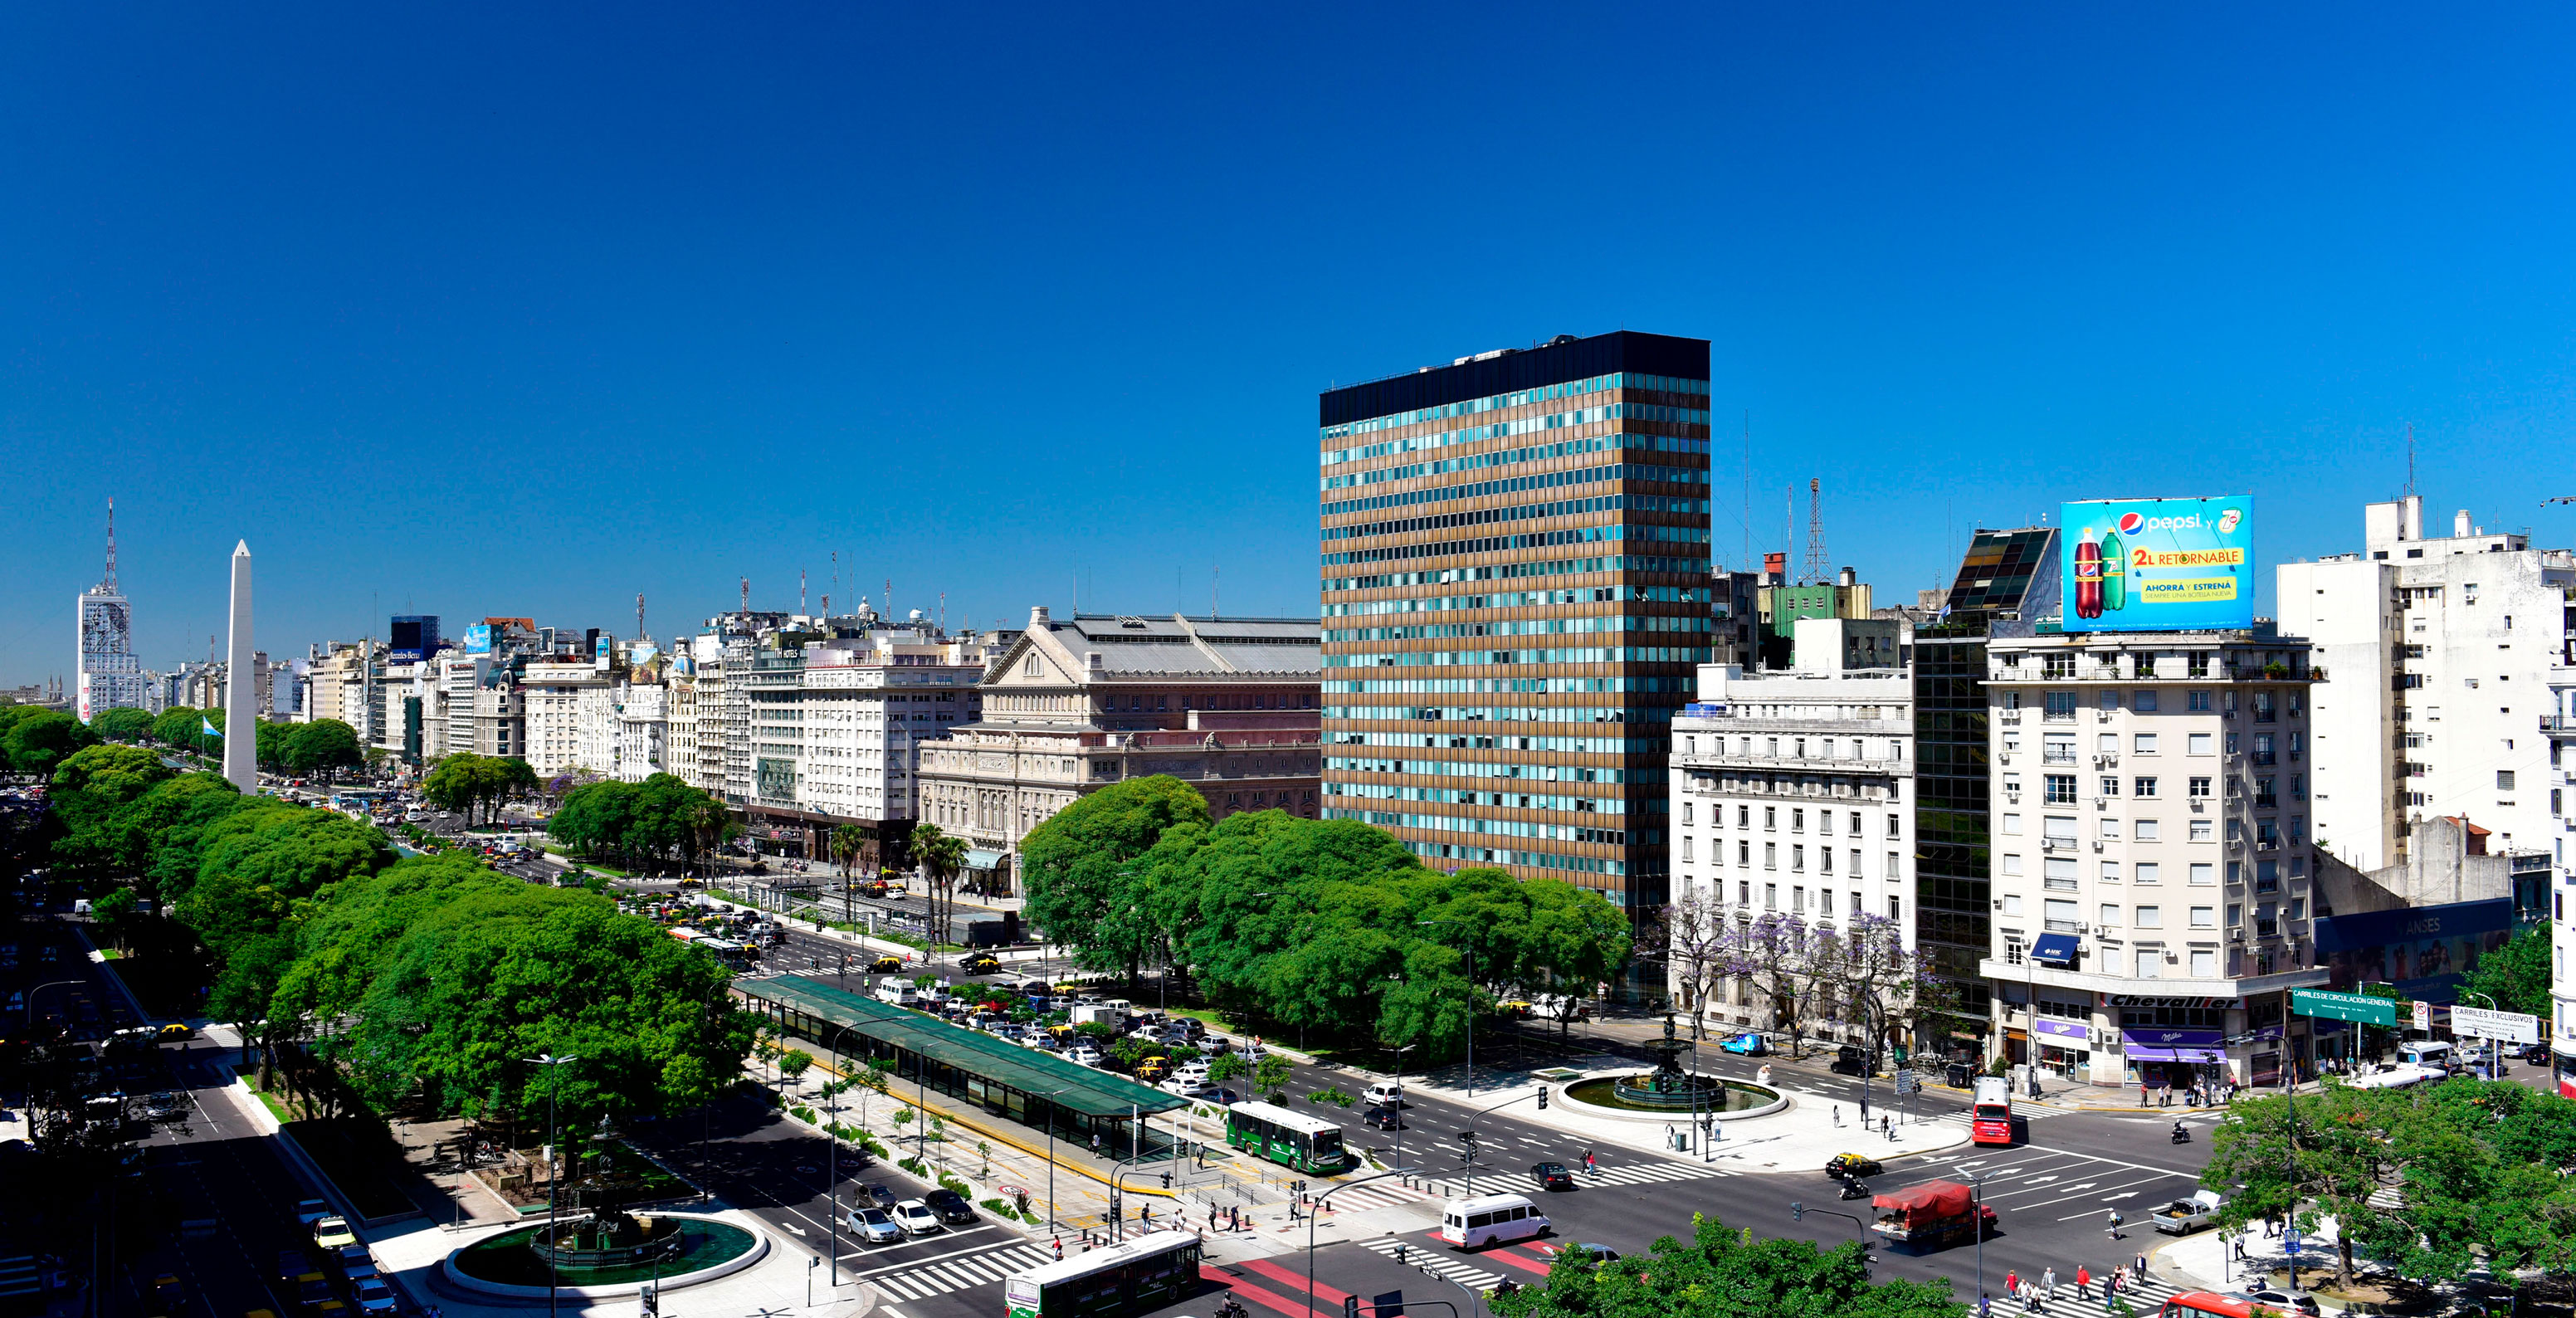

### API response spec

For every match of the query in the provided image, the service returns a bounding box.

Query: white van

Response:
[1363,1082,1407,1108]
[2397,1040,2454,1071]
[1440,1194,1549,1250]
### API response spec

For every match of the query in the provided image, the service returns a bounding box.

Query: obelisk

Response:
[222,541,257,792]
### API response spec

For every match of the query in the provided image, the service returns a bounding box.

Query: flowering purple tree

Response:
[1659,881,1751,1039]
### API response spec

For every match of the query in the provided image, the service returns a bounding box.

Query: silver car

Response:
[842,1206,903,1244]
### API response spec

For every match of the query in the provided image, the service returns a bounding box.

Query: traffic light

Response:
[1344,1296,1362,1318]
[1161,1171,1172,1189]
[1791,1202,1804,1222]
[1536,1089,1548,1110]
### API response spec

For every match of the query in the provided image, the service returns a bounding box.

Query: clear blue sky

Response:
[5,4,2573,683]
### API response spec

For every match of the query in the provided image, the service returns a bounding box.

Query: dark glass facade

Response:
[1910,527,2058,1043]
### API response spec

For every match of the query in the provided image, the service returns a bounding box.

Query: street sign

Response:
[2412,1000,2432,1032]
[2451,1005,2542,1044]
[1895,1070,1920,1095]
[2289,988,2396,1027]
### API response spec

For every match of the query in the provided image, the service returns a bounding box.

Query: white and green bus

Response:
[1002,1228,1201,1318]
[1224,1099,1349,1174]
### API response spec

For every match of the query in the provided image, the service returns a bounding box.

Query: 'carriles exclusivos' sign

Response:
[2061,496,2254,632]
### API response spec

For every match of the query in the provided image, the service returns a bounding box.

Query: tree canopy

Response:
[5,709,100,778]
[285,719,363,779]
[1491,1212,1965,1318]
[2203,1074,2576,1286]
[546,773,734,871]
[422,752,539,825]
[2459,921,2550,1018]
[1021,777,1632,1056]
[89,707,155,742]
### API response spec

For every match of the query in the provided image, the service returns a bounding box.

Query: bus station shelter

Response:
[733,974,1187,1154]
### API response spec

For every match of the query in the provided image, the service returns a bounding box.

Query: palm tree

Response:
[831,823,866,926]
[910,824,968,949]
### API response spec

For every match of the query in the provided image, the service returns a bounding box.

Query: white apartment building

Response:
[439,656,489,759]
[2277,495,2576,872]
[735,628,987,855]
[610,679,668,781]
[2543,668,2576,1098]
[1666,618,1917,1040]
[1981,630,2330,1089]
[522,661,607,776]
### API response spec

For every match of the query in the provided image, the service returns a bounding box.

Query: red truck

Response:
[1870,1179,1998,1248]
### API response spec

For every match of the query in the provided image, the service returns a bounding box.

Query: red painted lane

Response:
[1200,1265,1323,1318]
[1237,1257,1354,1303]
[1393,1228,1557,1277]
[1480,1247,1553,1276]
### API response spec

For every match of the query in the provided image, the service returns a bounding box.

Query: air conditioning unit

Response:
[2092,840,2105,852]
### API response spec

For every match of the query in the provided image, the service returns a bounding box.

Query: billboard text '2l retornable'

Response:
[2061,496,2254,632]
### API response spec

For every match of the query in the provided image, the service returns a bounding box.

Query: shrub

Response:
[1309,1086,1355,1108]
[938,1174,970,1197]
[790,1105,817,1123]
[898,1157,926,1176]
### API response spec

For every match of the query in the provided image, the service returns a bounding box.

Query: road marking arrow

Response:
[2063,1183,2097,1192]
[2023,1176,2060,1185]
[2104,1192,2139,1201]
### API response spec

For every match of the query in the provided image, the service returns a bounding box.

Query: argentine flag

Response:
[201,718,219,736]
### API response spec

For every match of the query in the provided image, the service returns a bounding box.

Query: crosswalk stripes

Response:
[1357,1237,1503,1292]
[1412,1159,1742,1196]
[1985,1273,2187,1312]
[865,1243,1056,1301]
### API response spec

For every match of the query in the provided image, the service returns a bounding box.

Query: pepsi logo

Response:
[2117,512,2144,535]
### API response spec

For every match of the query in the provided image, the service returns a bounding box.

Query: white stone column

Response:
[223,541,258,792]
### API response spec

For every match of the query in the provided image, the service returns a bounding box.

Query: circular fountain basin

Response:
[444,1213,768,1297]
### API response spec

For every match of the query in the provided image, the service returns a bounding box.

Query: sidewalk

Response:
[2154,1213,2348,1306]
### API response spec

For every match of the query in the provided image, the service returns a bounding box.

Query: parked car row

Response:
[837,1184,976,1243]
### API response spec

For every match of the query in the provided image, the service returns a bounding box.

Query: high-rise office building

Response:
[76,499,149,722]
[389,615,442,663]
[1318,331,1715,911]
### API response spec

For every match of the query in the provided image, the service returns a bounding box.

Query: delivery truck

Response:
[1869,1179,1998,1248]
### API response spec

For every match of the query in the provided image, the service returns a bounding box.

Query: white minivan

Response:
[1440,1194,1549,1250]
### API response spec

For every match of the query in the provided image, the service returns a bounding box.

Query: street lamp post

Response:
[522,1053,581,1318]
[819,1021,865,1286]
[1389,1042,1417,1172]
[1418,920,1476,1098]
[1965,1169,1988,1311]
[2461,991,2500,1080]
[1028,1086,1073,1237]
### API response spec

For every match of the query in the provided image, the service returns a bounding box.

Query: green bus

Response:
[1003,1229,1201,1318]
[1224,1099,1349,1174]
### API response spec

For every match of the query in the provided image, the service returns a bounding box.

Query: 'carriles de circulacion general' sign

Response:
[2061,495,2254,632]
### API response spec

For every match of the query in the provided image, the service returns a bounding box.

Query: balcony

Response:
[2252,751,2277,766]
[2041,836,2077,852]
[2043,919,2085,934]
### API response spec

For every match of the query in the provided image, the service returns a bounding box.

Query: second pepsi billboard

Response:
[2061,496,2253,632]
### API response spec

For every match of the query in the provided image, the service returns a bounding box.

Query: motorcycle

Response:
[1840,1178,1871,1201]
[2170,1122,2191,1145]
[1216,1298,1249,1318]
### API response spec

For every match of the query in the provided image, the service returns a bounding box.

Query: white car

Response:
[891,1199,944,1237]
[1066,1045,1103,1067]
[1161,1076,1216,1099]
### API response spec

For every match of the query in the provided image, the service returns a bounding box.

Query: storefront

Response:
[2121,1027,2225,1091]
[2034,1018,2090,1077]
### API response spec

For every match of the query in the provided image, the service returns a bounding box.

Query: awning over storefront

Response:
[2030,933,2081,966]
[2123,1027,2225,1065]
[2035,1018,2088,1041]
[964,849,1004,871]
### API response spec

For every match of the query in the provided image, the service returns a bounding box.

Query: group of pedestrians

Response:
[1987,1256,2149,1316]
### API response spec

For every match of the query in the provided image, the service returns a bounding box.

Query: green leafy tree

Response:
[5,710,99,779]
[1491,1212,1964,1318]
[46,744,174,874]
[89,707,154,742]
[89,886,140,946]
[910,823,968,949]
[253,720,294,770]
[2460,921,2551,1018]
[777,1048,815,1081]
[285,719,363,781]
[149,706,207,750]
[1022,776,1210,974]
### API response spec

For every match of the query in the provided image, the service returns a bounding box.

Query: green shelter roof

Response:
[735,975,1186,1120]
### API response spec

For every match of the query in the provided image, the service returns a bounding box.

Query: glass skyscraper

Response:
[1318,331,1715,911]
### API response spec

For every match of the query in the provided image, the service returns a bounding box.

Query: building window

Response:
[1764,882,1778,910]
[2188,775,2212,798]
[2044,775,2078,804]
[2190,862,2215,885]
[2100,904,2121,926]
[2045,691,2078,720]
[2134,776,2158,798]
[2136,949,2162,979]
[2136,862,2159,883]
[1737,841,1749,866]
[2189,949,2217,978]
[2499,770,2517,791]
[2002,894,2023,916]
[2189,690,2212,710]
[2188,734,2213,756]
[2134,691,2159,712]
[1764,843,1777,870]
[2001,813,2022,834]
[2135,905,2163,928]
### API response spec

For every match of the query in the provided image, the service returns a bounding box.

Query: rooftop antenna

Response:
[885,578,892,621]
[939,592,946,632]
[2403,422,2417,497]
[1803,478,1829,586]
[636,593,645,641]
[1741,412,1751,574]
[104,496,118,590]
[800,569,807,616]
[1212,565,1220,620]
[831,551,838,612]
[740,576,749,613]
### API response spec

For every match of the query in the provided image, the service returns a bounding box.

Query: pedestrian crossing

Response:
[1983,1272,2189,1314]
[1411,1159,1743,1196]
[858,1242,1056,1302]
[1358,1237,1505,1292]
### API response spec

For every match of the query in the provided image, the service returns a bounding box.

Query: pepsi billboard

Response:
[2060,496,2253,632]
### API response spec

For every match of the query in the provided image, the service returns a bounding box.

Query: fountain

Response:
[1563,1013,1776,1113]
[447,1134,765,1295]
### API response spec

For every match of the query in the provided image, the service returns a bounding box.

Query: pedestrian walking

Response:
[2005,1270,2019,1298]
[2075,1266,2091,1301]
[1052,1237,1064,1262]
[2107,1208,2123,1240]
[1860,1093,1871,1125]
[2042,1267,2056,1298]
[1882,1114,1893,1140]
[2132,1253,2148,1284]
[1832,1105,1842,1128]
[1978,1295,1993,1318]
